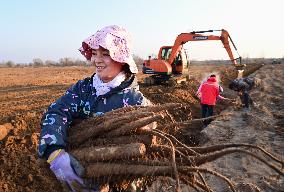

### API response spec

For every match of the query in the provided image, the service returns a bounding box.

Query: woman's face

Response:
[91,47,124,82]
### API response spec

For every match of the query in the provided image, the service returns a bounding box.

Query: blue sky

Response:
[0,0,283,63]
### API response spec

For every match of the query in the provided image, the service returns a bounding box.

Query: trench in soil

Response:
[139,64,262,148]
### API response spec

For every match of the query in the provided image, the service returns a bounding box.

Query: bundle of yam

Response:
[67,103,284,192]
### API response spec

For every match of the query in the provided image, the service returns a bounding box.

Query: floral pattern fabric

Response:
[79,25,138,73]
[38,74,149,158]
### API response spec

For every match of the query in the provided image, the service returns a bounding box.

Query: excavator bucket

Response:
[235,63,246,78]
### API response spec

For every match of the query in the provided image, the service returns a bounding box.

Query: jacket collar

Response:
[90,73,137,97]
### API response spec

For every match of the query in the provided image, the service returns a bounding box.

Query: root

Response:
[85,164,236,192]
[76,134,155,149]
[67,103,283,191]
[151,145,283,175]
[151,129,181,192]
[158,113,232,131]
[105,114,163,137]
[190,143,283,166]
[71,143,146,162]
[196,172,212,192]
[154,129,200,156]
[191,148,283,175]
[69,111,156,145]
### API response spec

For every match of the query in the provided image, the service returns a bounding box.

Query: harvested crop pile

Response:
[68,103,284,192]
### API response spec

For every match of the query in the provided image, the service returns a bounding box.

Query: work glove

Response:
[49,149,95,192]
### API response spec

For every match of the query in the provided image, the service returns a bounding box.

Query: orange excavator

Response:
[142,29,245,85]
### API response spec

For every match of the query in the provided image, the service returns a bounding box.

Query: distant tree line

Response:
[0,55,282,69]
[0,55,145,69]
[0,58,87,68]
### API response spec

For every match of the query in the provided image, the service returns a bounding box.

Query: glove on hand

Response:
[49,150,91,192]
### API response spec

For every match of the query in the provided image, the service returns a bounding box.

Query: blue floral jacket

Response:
[38,74,149,158]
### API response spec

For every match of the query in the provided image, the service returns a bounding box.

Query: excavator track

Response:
[144,75,188,86]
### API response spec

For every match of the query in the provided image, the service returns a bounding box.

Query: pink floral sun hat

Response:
[79,25,138,73]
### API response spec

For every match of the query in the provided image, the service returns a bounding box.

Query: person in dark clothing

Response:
[38,25,151,191]
[228,77,255,108]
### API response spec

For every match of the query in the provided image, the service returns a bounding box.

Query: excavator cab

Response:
[142,46,173,74]
[172,48,189,74]
[160,46,189,75]
[143,46,189,75]
[161,47,172,60]
[143,47,190,85]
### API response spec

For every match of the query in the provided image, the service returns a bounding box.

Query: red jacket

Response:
[200,77,220,105]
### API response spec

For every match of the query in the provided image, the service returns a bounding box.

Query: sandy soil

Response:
[1,63,281,192]
[199,64,284,192]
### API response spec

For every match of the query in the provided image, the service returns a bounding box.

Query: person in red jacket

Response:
[196,74,229,126]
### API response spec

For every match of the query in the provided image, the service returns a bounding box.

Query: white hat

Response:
[79,25,138,73]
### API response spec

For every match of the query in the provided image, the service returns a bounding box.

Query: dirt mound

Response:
[200,64,284,191]
[0,63,271,192]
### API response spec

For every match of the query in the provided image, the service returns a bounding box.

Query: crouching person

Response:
[38,25,151,191]
[228,77,258,108]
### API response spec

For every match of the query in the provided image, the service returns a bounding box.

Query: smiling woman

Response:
[91,47,125,83]
[38,25,151,191]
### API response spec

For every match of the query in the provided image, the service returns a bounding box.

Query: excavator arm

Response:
[168,29,242,67]
[143,29,245,85]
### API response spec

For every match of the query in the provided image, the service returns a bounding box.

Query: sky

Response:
[0,0,283,64]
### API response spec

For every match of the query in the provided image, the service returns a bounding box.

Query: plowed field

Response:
[1,63,282,192]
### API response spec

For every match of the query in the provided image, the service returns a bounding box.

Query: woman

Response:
[196,74,229,126]
[38,25,150,191]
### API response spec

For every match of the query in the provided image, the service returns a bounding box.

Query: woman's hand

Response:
[48,150,90,192]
